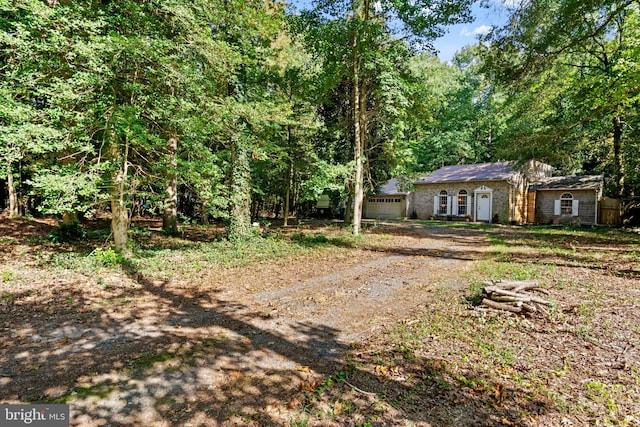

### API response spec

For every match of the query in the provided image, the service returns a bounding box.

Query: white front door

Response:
[476,192,492,222]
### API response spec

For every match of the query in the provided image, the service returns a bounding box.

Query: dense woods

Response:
[1,0,639,248]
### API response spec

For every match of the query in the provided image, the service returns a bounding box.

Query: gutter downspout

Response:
[595,188,599,226]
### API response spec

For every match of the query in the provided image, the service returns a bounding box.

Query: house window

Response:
[438,190,448,215]
[457,190,468,216]
[560,193,573,214]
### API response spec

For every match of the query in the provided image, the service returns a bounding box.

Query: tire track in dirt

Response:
[1,222,492,426]
[247,225,486,346]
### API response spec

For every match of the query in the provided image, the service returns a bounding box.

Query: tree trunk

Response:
[351,12,364,236]
[350,0,371,236]
[111,197,129,252]
[228,136,252,241]
[352,83,365,236]
[62,211,78,225]
[163,136,178,233]
[344,186,353,224]
[283,160,292,227]
[612,114,623,198]
[6,160,18,217]
[110,135,130,253]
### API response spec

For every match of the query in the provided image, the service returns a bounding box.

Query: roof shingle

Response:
[529,175,603,191]
[415,162,518,184]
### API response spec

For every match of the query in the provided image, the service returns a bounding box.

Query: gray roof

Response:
[415,162,519,184]
[530,175,603,191]
[376,178,409,195]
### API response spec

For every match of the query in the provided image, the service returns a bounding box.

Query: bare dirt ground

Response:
[1,216,639,426]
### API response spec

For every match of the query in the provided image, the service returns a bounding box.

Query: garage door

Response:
[365,197,404,219]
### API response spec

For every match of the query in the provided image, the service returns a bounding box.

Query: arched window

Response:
[457,190,468,216]
[438,190,448,215]
[560,192,573,214]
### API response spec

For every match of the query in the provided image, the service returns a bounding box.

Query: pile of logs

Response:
[481,280,551,314]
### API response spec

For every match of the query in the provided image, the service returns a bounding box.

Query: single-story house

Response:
[364,161,607,225]
[527,175,604,225]
[410,161,553,223]
[363,178,411,219]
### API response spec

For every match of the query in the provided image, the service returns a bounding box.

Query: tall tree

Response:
[404,48,504,174]
[267,31,323,225]
[483,0,640,200]
[1,0,291,246]
[308,0,474,234]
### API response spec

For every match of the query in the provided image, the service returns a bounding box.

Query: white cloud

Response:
[460,25,493,37]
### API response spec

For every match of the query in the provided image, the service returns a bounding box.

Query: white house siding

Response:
[412,180,515,223]
[534,190,598,225]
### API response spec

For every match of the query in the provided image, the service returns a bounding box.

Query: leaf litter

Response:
[0,216,638,426]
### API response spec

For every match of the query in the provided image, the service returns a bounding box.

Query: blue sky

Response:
[432,2,515,62]
[287,1,518,63]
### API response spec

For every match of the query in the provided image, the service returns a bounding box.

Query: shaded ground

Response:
[1,217,639,426]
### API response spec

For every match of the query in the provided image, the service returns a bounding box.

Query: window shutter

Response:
[466,196,471,216]
[447,196,453,215]
[572,200,579,216]
[452,196,458,216]
[433,196,438,215]
[554,200,561,215]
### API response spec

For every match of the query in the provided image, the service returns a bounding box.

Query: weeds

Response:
[91,247,123,267]
[48,221,85,243]
[2,269,15,282]
[5,220,640,426]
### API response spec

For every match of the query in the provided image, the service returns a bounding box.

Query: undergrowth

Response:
[37,225,376,279]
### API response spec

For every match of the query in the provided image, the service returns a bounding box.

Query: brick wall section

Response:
[535,190,598,225]
[412,180,522,223]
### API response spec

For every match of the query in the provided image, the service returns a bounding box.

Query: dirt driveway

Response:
[0,220,494,425]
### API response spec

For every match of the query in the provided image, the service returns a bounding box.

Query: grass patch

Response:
[475,259,547,281]
[367,282,639,425]
[49,382,117,404]
[295,223,639,426]
[35,225,376,280]
[7,219,639,426]
[417,220,496,230]
[2,269,15,282]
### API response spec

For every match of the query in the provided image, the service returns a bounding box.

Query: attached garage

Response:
[365,196,405,219]
[364,178,410,219]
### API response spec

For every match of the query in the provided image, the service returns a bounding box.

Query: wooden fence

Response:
[599,197,621,226]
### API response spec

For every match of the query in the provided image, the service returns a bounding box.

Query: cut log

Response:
[512,283,541,293]
[493,295,527,303]
[482,298,523,313]
[486,288,551,305]
[480,279,551,314]
[484,280,539,290]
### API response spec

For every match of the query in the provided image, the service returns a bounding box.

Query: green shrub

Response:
[291,232,329,245]
[91,247,123,266]
[48,221,85,243]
